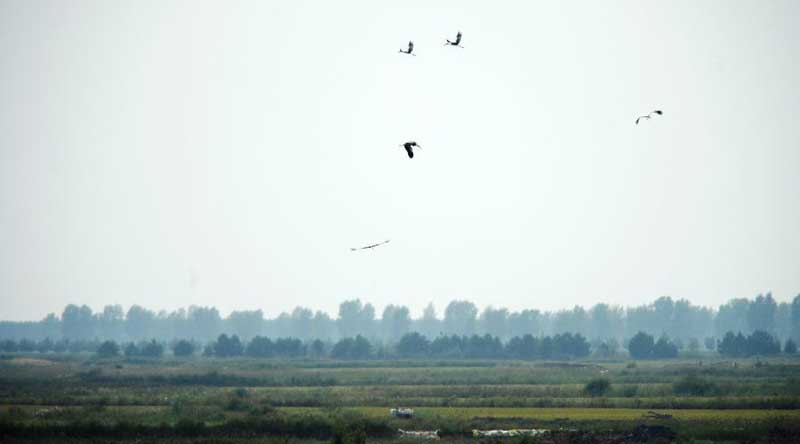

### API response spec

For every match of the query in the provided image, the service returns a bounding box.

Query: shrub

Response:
[123,343,139,357]
[36,338,53,353]
[18,339,36,352]
[621,384,639,398]
[785,339,798,354]
[140,339,164,358]
[173,340,196,357]
[309,339,326,357]
[0,339,18,352]
[246,336,273,357]
[585,377,611,397]
[96,340,120,358]
[673,373,717,396]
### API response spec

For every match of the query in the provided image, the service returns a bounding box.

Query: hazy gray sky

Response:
[1,1,799,321]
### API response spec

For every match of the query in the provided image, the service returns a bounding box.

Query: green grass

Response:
[2,354,800,441]
[281,405,800,422]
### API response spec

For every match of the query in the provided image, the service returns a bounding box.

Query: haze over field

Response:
[1,1,799,321]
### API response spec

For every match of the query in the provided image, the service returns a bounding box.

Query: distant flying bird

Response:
[399,141,421,158]
[635,109,663,125]
[445,31,463,47]
[399,41,416,56]
[351,240,390,251]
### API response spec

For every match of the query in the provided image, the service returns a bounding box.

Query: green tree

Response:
[508,309,542,338]
[140,339,164,357]
[97,340,120,358]
[791,294,800,341]
[338,299,375,338]
[381,305,411,341]
[417,303,441,338]
[290,307,314,339]
[480,306,509,338]
[125,305,155,340]
[227,310,264,340]
[653,335,679,358]
[172,340,196,357]
[444,300,478,336]
[747,293,777,334]
[61,304,94,340]
[628,331,654,359]
[396,332,430,357]
[212,334,243,357]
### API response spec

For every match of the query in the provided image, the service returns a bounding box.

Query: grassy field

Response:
[1,354,800,442]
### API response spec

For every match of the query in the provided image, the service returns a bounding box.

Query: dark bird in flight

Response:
[351,240,390,251]
[400,141,421,158]
[399,41,416,56]
[445,31,463,47]
[635,109,663,125]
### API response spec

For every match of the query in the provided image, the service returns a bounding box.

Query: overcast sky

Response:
[1,1,799,321]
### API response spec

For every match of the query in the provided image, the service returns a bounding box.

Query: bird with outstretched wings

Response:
[445,31,463,47]
[399,141,421,158]
[399,41,415,56]
[635,109,663,125]
[350,240,390,251]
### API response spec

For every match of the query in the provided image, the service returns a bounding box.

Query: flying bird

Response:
[399,141,421,158]
[445,31,463,47]
[351,240,390,251]
[399,41,416,56]
[635,109,663,125]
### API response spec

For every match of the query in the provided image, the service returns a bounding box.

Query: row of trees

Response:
[97,332,593,360]
[2,294,799,344]
[8,330,798,360]
[717,331,797,357]
[628,332,680,359]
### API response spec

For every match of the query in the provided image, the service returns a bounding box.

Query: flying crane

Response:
[445,31,463,47]
[635,110,663,125]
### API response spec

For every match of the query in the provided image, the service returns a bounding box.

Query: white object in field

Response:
[472,429,549,438]
[398,429,439,440]
[390,407,415,418]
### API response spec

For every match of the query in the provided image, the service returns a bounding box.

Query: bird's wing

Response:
[455,31,462,44]
[408,41,413,52]
[635,117,641,125]
[405,146,414,158]
[358,240,390,250]
[653,110,663,115]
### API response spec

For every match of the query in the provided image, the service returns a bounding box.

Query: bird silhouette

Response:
[350,240,390,251]
[400,141,421,158]
[445,31,463,47]
[635,110,663,125]
[399,41,415,56]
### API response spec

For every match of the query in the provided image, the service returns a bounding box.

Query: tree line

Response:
[1,294,799,346]
[88,331,592,360]
[4,329,796,360]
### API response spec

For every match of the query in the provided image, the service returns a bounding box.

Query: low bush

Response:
[585,377,611,397]
[673,374,717,396]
